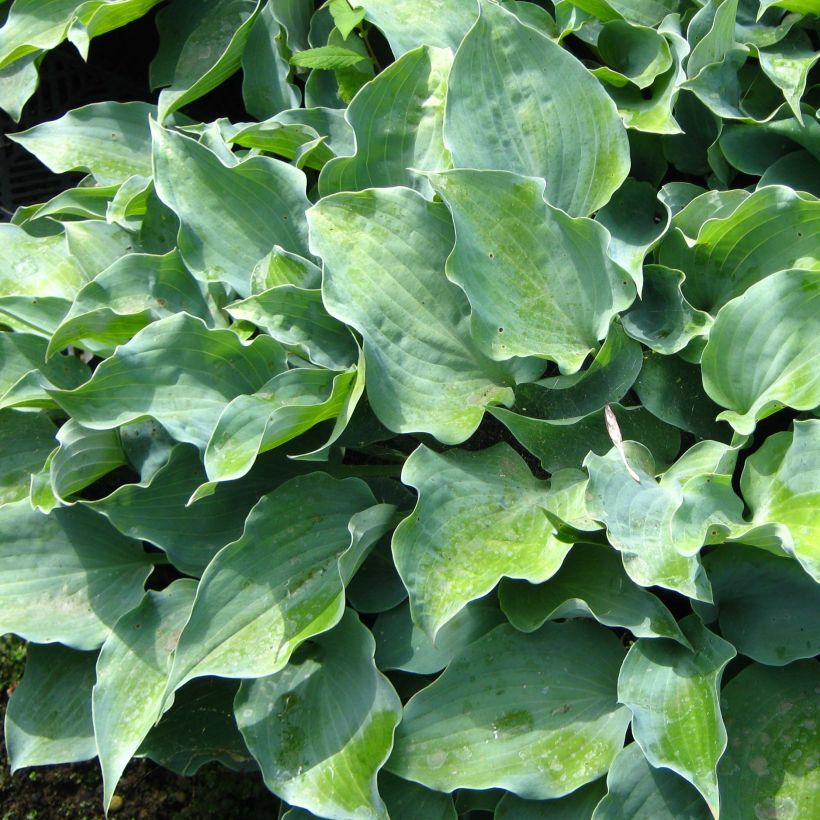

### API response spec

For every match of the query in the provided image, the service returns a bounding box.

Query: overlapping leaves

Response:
[1,0,818,818]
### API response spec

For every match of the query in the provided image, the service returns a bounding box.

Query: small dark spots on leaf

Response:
[282,215,288,220]
[488,252,494,258]
[111,133,117,140]
[797,231,803,237]
[156,297,167,306]
[498,327,504,333]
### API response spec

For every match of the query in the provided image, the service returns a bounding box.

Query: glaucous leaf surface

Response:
[618,616,736,816]
[495,779,608,819]
[4,643,97,771]
[389,621,630,798]
[235,610,401,820]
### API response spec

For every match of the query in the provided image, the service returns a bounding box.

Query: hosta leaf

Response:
[89,444,308,575]
[373,598,505,675]
[618,616,736,817]
[319,45,452,197]
[204,366,357,483]
[388,621,630,798]
[308,187,539,444]
[496,781,607,819]
[249,246,323,292]
[445,0,629,216]
[0,409,56,506]
[139,677,254,775]
[633,352,731,441]
[658,185,820,314]
[151,122,311,296]
[235,609,402,820]
[701,269,820,434]
[379,771,456,820]
[357,0,479,55]
[241,0,300,120]
[0,332,89,410]
[592,742,711,819]
[227,285,357,371]
[595,179,670,289]
[564,0,678,27]
[686,0,741,82]
[66,1,166,57]
[33,183,119,221]
[49,313,287,450]
[756,31,817,122]
[393,443,591,639]
[622,266,713,355]
[64,219,138,279]
[499,543,687,644]
[584,442,746,600]
[0,501,151,649]
[0,0,82,68]
[152,0,262,121]
[9,101,155,184]
[0,49,39,121]
[694,544,820,665]
[593,20,672,89]
[490,403,681,474]
[738,419,820,581]
[46,419,126,504]
[165,475,389,691]
[4,643,97,771]
[94,579,197,811]
[512,323,643,419]
[346,541,408,614]
[718,661,819,820]
[0,224,88,335]
[430,170,635,370]
[48,250,212,358]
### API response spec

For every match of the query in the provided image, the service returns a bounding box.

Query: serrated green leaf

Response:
[499,543,688,644]
[701,269,820,434]
[48,250,212,359]
[319,45,452,197]
[139,677,255,775]
[737,419,820,581]
[445,0,629,217]
[165,476,388,691]
[717,661,819,820]
[0,409,55,506]
[151,122,312,296]
[227,285,357,370]
[388,621,630,798]
[327,0,366,39]
[94,579,197,810]
[10,101,155,184]
[430,170,635,369]
[291,44,368,69]
[592,742,711,819]
[373,597,504,675]
[49,313,287,449]
[204,366,357,482]
[235,609,401,820]
[393,443,592,639]
[489,403,681,474]
[0,501,151,649]
[618,616,736,816]
[694,544,820,664]
[4,643,97,771]
[308,187,540,444]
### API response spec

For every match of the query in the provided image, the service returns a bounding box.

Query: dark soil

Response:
[1,637,281,820]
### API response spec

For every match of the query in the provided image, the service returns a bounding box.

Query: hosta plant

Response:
[1,0,818,818]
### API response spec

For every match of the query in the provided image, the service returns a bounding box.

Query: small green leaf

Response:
[290,44,369,69]
[618,616,736,817]
[499,543,688,645]
[4,643,97,771]
[388,621,630,798]
[327,0,366,39]
[235,609,401,819]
